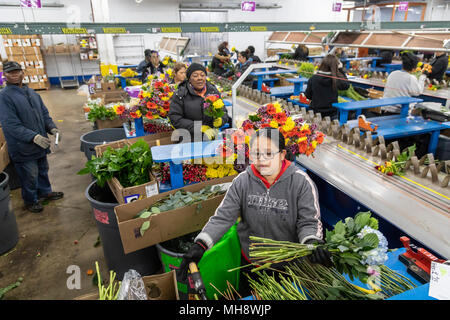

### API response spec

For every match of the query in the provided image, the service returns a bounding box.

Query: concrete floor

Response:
[0,87,108,300]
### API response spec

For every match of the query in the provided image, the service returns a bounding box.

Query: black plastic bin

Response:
[85,180,161,280]
[80,128,126,161]
[0,172,19,255]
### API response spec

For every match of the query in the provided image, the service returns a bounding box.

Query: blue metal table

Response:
[252,77,279,87]
[286,77,309,95]
[151,140,222,190]
[382,63,403,74]
[200,58,211,67]
[341,57,382,70]
[308,55,325,62]
[332,96,423,125]
[250,69,298,90]
[345,115,450,155]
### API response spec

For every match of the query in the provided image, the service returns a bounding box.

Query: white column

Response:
[91,0,116,65]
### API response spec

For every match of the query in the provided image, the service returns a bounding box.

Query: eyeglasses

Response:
[249,150,280,160]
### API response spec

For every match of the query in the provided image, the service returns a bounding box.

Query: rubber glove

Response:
[305,238,333,268]
[201,125,216,140]
[176,240,207,282]
[213,117,223,128]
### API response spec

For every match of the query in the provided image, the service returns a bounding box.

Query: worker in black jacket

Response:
[221,50,254,87]
[304,54,350,120]
[141,50,165,81]
[168,63,230,142]
[211,42,232,76]
[425,51,448,82]
[0,61,64,213]
[292,45,309,61]
[247,46,262,64]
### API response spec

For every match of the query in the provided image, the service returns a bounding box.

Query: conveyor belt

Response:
[297,138,450,260]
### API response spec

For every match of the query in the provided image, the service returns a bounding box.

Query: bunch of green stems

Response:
[247,271,308,300]
[95,261,121,300]
[377,265,417,297]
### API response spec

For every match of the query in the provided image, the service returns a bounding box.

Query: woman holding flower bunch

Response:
[220,50,254,87]
[177,127,332,294]
[169,63,230,142]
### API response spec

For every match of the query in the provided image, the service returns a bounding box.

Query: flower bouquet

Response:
[203,94,226,128]
[248,211,388,284]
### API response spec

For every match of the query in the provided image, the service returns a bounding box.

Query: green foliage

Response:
[297,62,315,79]
[338,85,367,101]
[134,185,226,236]
[87,104,118,122]
[77,139,152,188]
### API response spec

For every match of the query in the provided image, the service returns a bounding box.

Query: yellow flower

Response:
[244,135,250,145]
[135,110,142,118]
[162,60,168,66]
[282,117,295,132]
[270,119,279,128]
[159,73,165,80]
[300,123,310,131]
[161,96,170,101]
[298,137,307,143]
[208,52,212,56]
[206,167,218,179]
[166,68,173,77]
[213,99,225,109]
[274,102,282,113]
[217,166,225,178]
[312,141,317,148]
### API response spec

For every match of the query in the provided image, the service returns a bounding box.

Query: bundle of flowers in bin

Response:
[217,101,325,173]
[162,55,176,68]
[85,99,118,123]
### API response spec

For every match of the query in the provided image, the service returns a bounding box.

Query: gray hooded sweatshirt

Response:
[195,161,323,260]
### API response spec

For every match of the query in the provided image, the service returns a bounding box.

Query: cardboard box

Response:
[94,139,160,204]
[101,81,116,92]
[95,117,125,130]
[69,44,80,53]
[54,44,69,53]
[102,90,129,104]
[114,175,236,254]
[31,38,41,47]
[127,131,173,145]
[74,270,179,300]
[6,47,24,56]
[23,46,40,55]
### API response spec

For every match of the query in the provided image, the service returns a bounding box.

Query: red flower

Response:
[130,112,140,119]
[243,121,254,132]
[115,105,125,115]
[266,104,276,115]
[387,172,394,176]
[273,112,287,125]
[316,132,325,144]
[145,111,154,119]
[298,141,307,154]
[154,81,163,89]
[147,101,158,109]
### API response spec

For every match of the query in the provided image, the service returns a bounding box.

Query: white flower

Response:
[357,226,389,266]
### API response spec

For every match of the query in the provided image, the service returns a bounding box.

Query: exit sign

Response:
[241,1,256,12]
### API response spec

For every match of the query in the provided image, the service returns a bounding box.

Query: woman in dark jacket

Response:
[221,50,254,87]
[211,42,232,76]
[304,54,349,119]
[141,50,165,81]
[169,63,230,142]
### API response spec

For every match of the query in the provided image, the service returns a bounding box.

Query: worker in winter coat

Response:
[177,128,331,295]
[304,54,350,120]
[168,63,230,142]
[0,61,63,213]
[220,50,254,87]
[425,51,448,82]
[140,50,165,81]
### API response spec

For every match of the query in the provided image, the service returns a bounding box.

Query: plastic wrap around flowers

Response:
[217,101,326,173]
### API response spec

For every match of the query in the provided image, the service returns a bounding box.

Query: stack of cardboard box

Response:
[2,35,49,90]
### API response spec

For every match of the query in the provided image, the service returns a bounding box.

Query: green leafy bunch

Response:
[297,62,315,79]
[338,85,367,101]
[87,104,118,122]
[77,139,152,188]
[325,211,380,283]
[135,185,226,236]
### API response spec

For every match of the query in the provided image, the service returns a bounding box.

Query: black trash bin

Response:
[85,180,161,280]
[0,172,19,255]
[80,128,126,161]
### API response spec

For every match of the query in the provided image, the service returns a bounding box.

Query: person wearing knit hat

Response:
[169,63,230,142]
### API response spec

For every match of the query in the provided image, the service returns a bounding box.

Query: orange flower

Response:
[298,141,308,154]
[206,95,219,103]
[266,104,276,115]
[273,112,287,125]
[147,101,158,109]
[86,269,94,276]
[115,105,125,115]
[316,132,325,144]
[130,112,140,119]
[145,111,154,119]
[305,145,315,156]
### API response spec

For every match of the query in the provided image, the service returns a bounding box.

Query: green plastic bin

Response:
[156,223,241,300]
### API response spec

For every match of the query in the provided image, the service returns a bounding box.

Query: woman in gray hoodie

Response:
[177,128,332,290]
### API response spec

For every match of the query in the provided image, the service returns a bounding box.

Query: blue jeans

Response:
[13,157,52,205]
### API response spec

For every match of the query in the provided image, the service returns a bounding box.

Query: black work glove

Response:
[176,240,207,282]
[305,239,334,268]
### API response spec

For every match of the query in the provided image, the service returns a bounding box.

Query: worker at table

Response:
[211,42,232,76]
[136,49,152,74]
[170,62,187,86]
[246,45,262,64]
[168,63,230,142]
[291,44,309,61]
[381,52,426,116]
[425,51,448,82]
[176,128,332,296]
[220,50,254,87]
[382,52,429,157]
[375,49,393,67]
[304,54,350,120]
[140,50,165,81]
